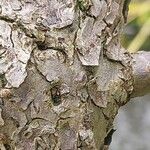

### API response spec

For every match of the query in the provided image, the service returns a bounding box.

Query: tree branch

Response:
[131,51,150,98]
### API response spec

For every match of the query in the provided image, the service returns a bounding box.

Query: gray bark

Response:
[0,0,146,150]
[131,52,150,98]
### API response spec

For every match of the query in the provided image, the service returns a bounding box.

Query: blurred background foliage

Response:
[121,0,150,53]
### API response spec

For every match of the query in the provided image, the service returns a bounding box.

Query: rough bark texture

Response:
[0,0,134,150]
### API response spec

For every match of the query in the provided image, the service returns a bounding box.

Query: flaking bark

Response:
[0,0,148,150]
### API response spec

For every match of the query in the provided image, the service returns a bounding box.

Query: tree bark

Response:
[0,0,146,150]
[131,51,150,98]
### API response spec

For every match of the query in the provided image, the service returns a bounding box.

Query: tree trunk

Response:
[0,0,136,149]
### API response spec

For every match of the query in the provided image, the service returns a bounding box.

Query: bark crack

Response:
[0,16,15,23]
